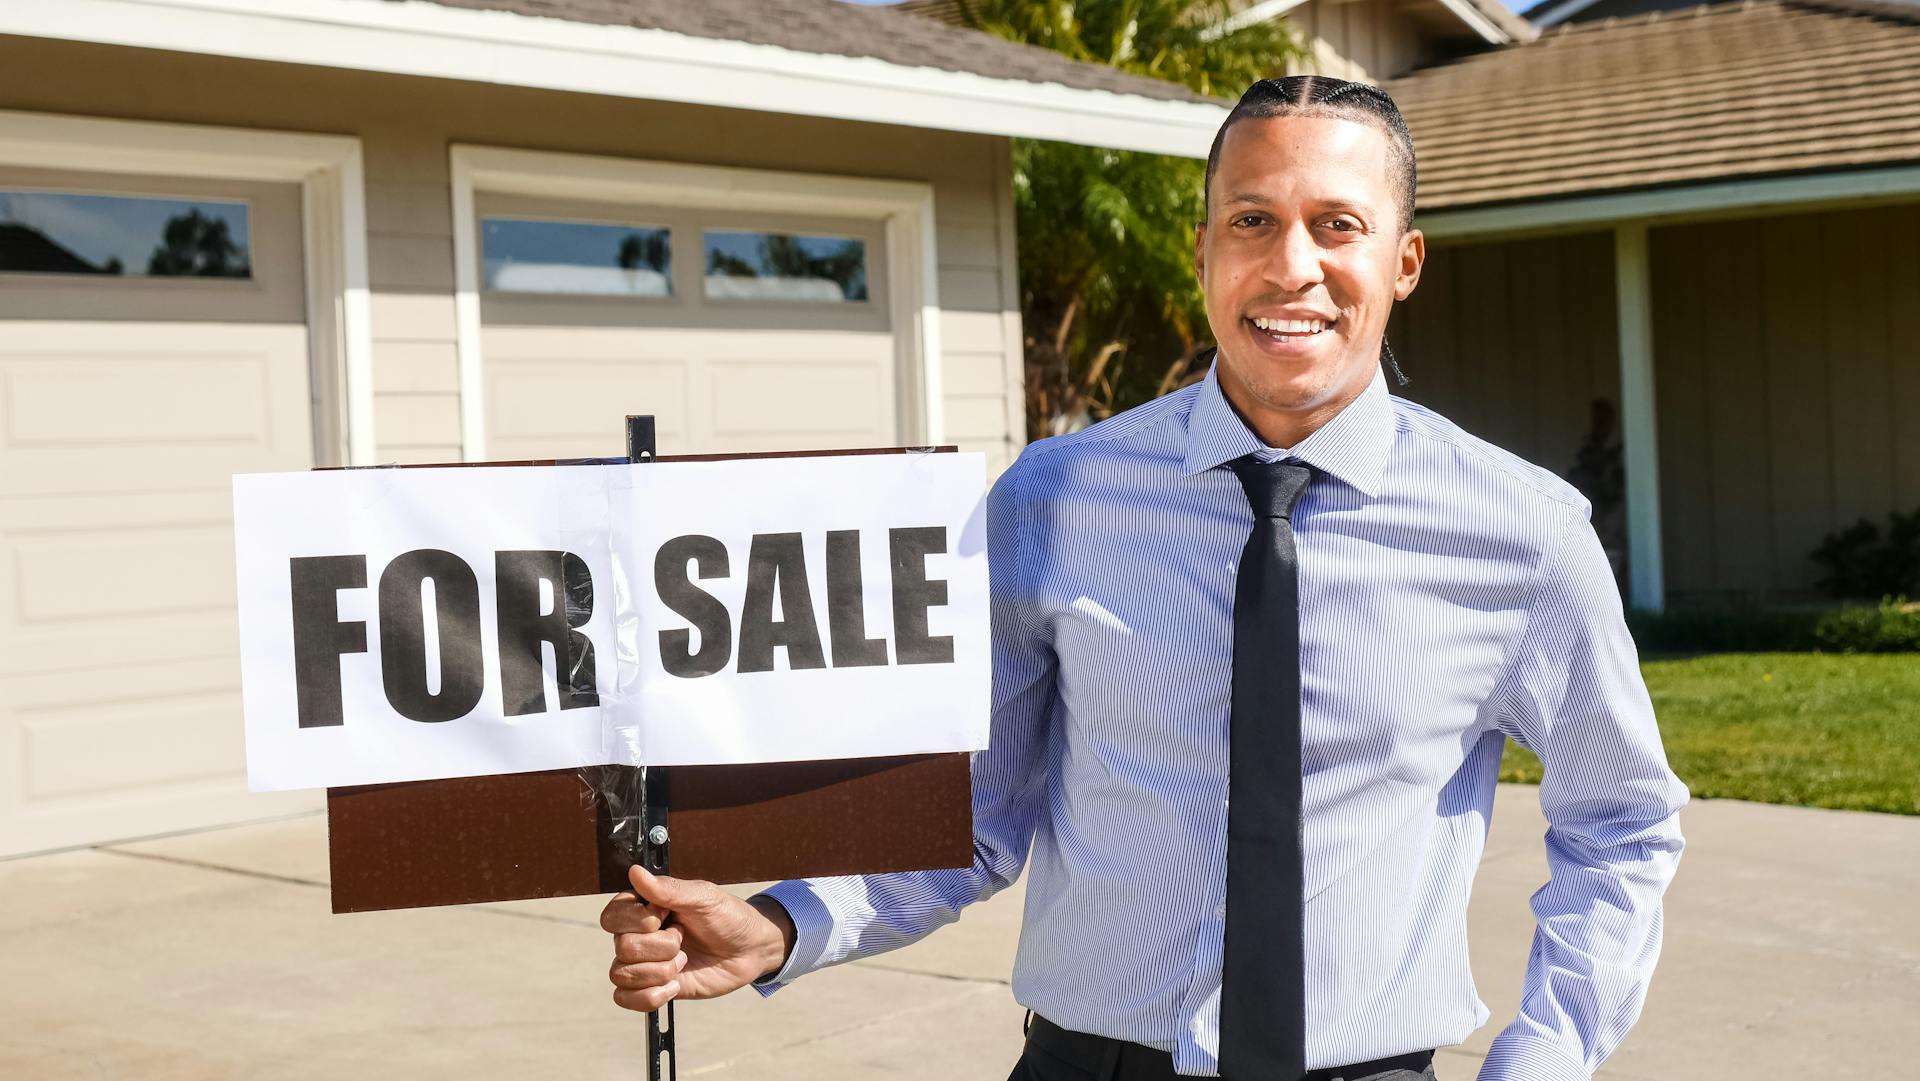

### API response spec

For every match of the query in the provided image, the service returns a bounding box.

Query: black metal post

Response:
[625,415,676,1081]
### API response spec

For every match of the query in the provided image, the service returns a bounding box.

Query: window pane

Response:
[482,217,672,297]
[703,230,868,302]
[0,190,251,278]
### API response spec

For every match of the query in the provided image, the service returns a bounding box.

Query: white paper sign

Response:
[234,454,989,792]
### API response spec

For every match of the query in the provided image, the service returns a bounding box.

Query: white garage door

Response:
[477,193,898,459]
[0,166,317,856]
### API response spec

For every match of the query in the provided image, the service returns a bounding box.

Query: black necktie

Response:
[1219,455,1314,1081]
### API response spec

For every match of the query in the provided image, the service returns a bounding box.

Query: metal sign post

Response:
[624,415,676,1081]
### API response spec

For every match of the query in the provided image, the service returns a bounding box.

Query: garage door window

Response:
[0,189,252,278]
[703,229,868,303]
[482,216,672,297]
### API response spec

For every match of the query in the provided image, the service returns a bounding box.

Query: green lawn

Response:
[1498,653,1920,815]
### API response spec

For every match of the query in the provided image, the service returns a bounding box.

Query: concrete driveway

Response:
[3,784,1915,1079]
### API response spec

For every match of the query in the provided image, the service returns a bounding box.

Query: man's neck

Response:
[1218,367,1374,450]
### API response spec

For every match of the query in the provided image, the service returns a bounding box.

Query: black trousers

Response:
[1007,1020,1439,1081]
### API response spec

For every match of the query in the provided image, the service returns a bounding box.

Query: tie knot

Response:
[1231,456,1314,519]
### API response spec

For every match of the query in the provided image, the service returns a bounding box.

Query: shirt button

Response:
[1213,903,1226,920]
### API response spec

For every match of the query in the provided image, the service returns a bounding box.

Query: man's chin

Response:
[1228,354,1342,405]
[1219,350,1375,428]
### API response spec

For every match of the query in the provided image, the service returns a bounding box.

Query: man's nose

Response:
[1260,221,1322,293]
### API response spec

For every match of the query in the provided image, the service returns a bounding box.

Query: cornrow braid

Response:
[1203,75,1418,236]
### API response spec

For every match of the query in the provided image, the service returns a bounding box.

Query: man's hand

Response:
[600,864,797,1013]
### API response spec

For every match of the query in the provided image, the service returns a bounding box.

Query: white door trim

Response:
[449,144,943,461]
[0,109,375,465]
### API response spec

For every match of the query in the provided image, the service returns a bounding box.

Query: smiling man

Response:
[599,76,1688,1081]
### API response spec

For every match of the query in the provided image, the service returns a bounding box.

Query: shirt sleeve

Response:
[1476,504,1689,1081]
[752,454,1058,991]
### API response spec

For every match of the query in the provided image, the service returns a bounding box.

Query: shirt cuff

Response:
[1476,1033,1591,1081]
[748,880,839,997]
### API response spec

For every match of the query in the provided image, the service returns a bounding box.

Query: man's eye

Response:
[1324,219,1357,232]
[1233,214,1268,227]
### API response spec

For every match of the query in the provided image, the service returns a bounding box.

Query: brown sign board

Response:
[323,446,975,914]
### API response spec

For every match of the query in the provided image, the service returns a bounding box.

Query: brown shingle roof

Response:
[416,0,1215,104]
[1387,0,1920,211]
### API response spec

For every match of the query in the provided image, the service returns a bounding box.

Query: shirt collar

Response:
[1181,359,1394,499]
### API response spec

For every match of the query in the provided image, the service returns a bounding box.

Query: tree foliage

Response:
[146,209,249,278]
[954,0,1306,436]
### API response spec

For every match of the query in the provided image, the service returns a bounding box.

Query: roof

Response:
[895,0,1534,47]
[419,0,1212,104]
[0,224,110,274]
[1521,0,1918,30]
[1387,0,1920,211]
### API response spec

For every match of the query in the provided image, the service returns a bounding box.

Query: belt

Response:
[1026,1014,1435,1081]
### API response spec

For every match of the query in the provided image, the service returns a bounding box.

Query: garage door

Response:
[476,193,898,459]
[0,166,317,855]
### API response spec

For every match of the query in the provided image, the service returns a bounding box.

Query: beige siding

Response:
[0,37,1025,470]
[1287,0,1435,83]
[1386,231,1620,476]
[1650,204,1920,597]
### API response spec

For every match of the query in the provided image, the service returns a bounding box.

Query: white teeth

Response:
[1252,317,1327,334]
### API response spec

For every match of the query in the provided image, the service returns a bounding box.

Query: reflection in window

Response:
[704,230,868,302]
[0,190,251,278]
[482,217,672,296]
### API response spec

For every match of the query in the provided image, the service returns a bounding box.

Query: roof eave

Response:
[1432,0,1537,43]
[0,0,1228,158]
[1523,0,1604,30]
[1414,162,1920,241]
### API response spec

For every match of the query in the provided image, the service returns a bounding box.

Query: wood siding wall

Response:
[0,38,1026,473]
[1389,209,1920,600]
[1650,207,1920,597]
[1286,0,1436,83]
[1385,231,1622,482]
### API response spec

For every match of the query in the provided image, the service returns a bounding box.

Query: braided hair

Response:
[1203,75,1418,236]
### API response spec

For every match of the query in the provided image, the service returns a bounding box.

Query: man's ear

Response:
[1394,228,1425,301]
[1193,221,1207,285]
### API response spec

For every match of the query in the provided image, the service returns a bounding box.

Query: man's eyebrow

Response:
[1218,193,1379,216]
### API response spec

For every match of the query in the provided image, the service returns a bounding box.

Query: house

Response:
[0,0,1241,856]
[900,0,1920,611]
[1380,0,1920,610]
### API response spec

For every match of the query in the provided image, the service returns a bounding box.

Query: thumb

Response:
[627,862,709,914]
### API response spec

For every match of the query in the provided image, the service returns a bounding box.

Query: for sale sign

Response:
[233,454,988,791]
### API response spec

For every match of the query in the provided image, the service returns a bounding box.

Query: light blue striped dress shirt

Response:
[759,362,1688,1081]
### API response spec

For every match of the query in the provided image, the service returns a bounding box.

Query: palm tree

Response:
[954,0,1305,436]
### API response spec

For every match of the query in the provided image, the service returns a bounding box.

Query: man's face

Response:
[1194,114,1424,443]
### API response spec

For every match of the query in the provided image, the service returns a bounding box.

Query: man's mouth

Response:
[1247,315,1336,342]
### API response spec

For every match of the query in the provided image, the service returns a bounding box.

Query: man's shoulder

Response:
[1001,382,1202,488]
[1389,394,1591,518]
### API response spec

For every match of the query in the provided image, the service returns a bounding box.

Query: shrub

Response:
[1810,508,1920,600]
[1812,598,1920,653]
[1626,607,1822,653]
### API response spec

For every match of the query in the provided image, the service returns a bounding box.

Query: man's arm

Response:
[1477,506,1689,1081]
[752,456,1058,986]
[602,457,1060,1006]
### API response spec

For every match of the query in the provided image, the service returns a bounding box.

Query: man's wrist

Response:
[746,894,798,981]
